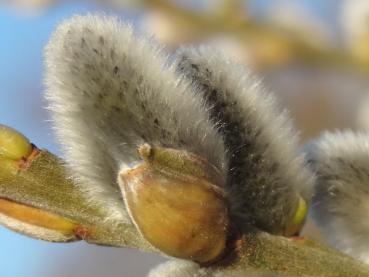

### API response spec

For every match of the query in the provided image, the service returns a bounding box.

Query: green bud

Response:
[0,124,32,161]
[284,196,307,236]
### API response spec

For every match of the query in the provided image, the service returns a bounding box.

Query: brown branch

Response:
[211,233,369,276]
[0,149,154,251]
[1,143,368,276]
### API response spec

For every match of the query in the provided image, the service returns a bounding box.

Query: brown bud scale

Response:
[120,145,229,263]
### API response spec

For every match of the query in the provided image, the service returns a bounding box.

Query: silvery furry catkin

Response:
[44,14,226,224]
[45,14,314,241]
[147,260,202,277]
[175,46,314,235]
[306,131,369,264]
[147,259,280,277]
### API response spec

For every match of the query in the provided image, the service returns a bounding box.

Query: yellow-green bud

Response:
[0,124,32,161]
[284,196,307,236]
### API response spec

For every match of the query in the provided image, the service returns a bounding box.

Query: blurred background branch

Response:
[7,0,366,69]
[139,0,365,71]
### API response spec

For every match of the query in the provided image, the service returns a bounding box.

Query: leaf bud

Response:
[0,124,33,161]
[119,144,229,263]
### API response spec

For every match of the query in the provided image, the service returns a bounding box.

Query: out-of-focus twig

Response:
[141,0,369,71]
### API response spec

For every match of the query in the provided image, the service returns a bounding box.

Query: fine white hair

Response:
[147,260,202,277]
[306,131,369,264]
[44,13,314,236]
[44,14,226,224]
[147,259,280,277]
[175,46,314,234]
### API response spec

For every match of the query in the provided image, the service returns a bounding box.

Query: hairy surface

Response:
[44,14,226,223]
[147,259,280,277]
[147,260,201,277]
[306,131,369,264]
[0,213,76,242]
[176,46,314,234]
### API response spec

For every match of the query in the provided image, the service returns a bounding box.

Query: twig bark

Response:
[1,148,368,276]
[0,149,153,250]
